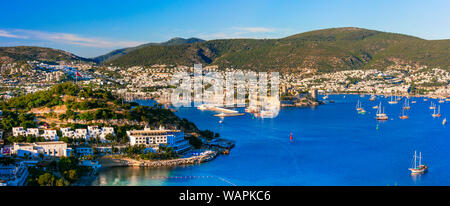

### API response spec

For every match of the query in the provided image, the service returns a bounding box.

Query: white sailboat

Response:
[403,98,410,110]
[432,105,441,118]
[399,107,408,119]
[409,151,428,174]
[388,95,398,104]
[376,102,388,120]
[429,102,436,110]
[356,100,363,111]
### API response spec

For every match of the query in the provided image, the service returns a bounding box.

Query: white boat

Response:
[388,96,398,104]
[432,105,441,118]
[409,151,428,174]
[443,118,447,125]
[376,102,388,120]
[399,108,408,119]
[403,99,410,110]
[257,110,277,118]
[370,95,376,101]
[429,102,436,110]
[356,100,363,111]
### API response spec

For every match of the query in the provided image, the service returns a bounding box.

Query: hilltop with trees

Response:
[0,82,208,145]
[104,27,449,72]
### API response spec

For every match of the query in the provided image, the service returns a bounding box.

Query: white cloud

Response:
[0,30,27,39]
[0,29,143,48]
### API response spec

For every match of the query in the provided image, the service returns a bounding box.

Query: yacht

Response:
[432,105,441,118]
[409,151,428,174]
[376,103,388,120]
[429,102,436,110]
[403,99,410,110]
[399,108,408,119]
[388,96,398,104]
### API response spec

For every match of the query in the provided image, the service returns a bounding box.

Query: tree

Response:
[38,173,57,186]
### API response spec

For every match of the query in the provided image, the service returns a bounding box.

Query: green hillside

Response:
[108,27,450,72]
[0,46,91,64]
[93,37,205,63]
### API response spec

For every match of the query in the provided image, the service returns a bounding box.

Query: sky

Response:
[0,0,449,58]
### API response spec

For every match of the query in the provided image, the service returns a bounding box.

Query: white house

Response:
[41,130,58,141]
[12,127,25,137]
[87,126,101,138]
[100,127,115,141]
[26,128,39,137]
[127,127,190,153]
[60,127,75,138]
[75,129,89,139]
[13,141,72,157]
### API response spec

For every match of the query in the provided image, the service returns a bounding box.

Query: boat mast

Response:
[419,152,422,166]
[413,150,417,169]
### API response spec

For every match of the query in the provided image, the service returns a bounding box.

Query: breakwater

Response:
[99,150,218,168]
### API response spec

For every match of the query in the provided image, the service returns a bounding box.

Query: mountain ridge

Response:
[107,27,449,72]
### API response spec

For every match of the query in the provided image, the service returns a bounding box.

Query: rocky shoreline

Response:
[98,150,218,168]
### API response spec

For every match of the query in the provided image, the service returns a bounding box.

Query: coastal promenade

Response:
[98,150,218,168]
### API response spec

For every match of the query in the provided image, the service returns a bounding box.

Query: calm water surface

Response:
[91,95,449,186]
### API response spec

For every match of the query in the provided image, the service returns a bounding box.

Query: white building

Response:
[13,141,72,157]
[41,130,58,141]
[87,126,101,138]
[12,127,25,137]
[100,127,115,141]
[127,127,190,153]
[26,128,39,137]
[60,127,75,138]
[75,129,89,139]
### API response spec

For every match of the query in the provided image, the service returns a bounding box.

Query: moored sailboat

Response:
[403,99,410,110]
[356,100,363,111]
[409,151,428,174]
[432,105,441,118]
[399,108,408,119]
[388,95,398,104]
[376,102,388,120]
[429,102,436,110]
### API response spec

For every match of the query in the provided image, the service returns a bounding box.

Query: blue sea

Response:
[91,95,449,186]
